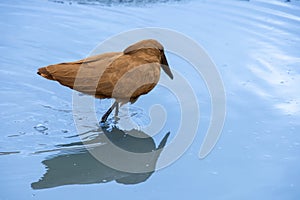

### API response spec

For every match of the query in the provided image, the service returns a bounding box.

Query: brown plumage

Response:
[37,39,173,122]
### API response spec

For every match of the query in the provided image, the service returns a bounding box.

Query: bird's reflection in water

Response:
[31,126,170,189]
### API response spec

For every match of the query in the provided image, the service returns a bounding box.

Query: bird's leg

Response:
[101,101,118,123]
[114,102,120,121]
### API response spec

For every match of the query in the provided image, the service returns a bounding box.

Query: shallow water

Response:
[1,0,300,199]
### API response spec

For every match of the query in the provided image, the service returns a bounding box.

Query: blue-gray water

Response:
[1,0,300,199]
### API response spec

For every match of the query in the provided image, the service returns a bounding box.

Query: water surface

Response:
[0,0,300,199]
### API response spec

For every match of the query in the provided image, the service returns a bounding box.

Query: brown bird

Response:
[37,39,173,123]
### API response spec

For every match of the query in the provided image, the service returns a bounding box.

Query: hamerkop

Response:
[37,39,173,123]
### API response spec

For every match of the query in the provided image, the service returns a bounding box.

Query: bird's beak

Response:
[161,52,173,80]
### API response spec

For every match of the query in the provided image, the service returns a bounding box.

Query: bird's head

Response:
[124,39,174,80]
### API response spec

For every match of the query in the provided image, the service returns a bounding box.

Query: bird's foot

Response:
[99,117,109,128]
[114,116,120,122]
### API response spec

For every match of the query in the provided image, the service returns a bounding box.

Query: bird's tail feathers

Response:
[37,67,54,80]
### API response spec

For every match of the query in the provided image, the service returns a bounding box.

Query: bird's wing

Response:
[98,53,161,101]
[38,52,123,96]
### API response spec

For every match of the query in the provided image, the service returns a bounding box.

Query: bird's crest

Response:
[123,39,163,54]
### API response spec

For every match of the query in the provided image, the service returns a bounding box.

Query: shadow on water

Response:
[31,125,170,189]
